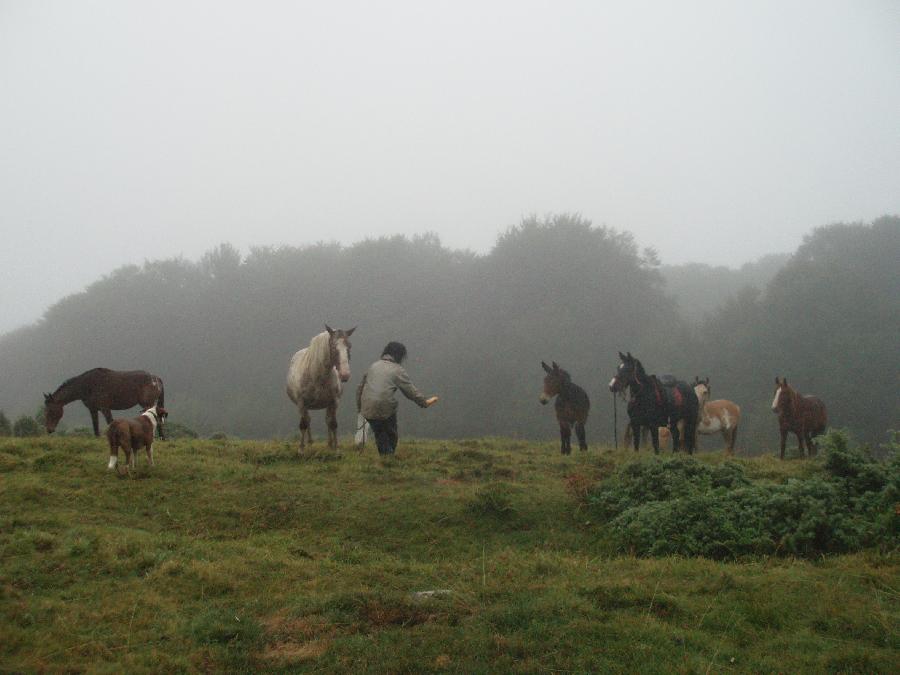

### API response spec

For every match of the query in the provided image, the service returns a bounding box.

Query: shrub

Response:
[165,422,198,439]
[0,410,10,436]
[587,431,898,559]
[13,415,41,437]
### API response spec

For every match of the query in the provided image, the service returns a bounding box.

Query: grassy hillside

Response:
[1,436,897,673]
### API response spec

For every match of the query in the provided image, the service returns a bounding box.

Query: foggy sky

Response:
[1,0,898,335]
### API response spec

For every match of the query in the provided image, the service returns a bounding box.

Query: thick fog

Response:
[1,1,899,334]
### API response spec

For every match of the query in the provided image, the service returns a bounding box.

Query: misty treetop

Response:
[0,214,896,447]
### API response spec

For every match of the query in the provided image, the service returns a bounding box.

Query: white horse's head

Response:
[325,324,356,383]
[693,377,710,407]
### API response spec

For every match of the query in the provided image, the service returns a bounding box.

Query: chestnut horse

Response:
[540,361,590,454]
[609,352,699,454]
[286,324,355,451]
[772,376,827,459]
[44,368,165,437]
[693,377,741,453]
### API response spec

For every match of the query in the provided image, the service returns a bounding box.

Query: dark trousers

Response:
[367,414,398,455]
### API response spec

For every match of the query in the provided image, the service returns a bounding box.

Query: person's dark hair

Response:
[381,341,407,363]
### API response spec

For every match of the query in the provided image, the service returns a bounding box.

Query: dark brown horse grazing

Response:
[44,368,165,437]
[540,361,590,454]
[772,376,827,459]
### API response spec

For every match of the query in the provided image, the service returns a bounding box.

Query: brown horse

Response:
[286,325,356,451]
[106,404,168,471]
[772,377,827,459]
[693,377,741,453]
[540,361,590,454]
[44,368,165,437]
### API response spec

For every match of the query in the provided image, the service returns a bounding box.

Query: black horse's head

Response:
[609,351,645,393]
[540,361,571,404]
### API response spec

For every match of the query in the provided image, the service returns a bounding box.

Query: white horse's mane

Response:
[304,331,331,370]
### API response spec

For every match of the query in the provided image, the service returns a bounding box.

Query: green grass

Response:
[1,436,897,673]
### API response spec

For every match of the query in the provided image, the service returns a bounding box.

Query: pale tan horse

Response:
[693,377,741,453]
[286,325,355,451]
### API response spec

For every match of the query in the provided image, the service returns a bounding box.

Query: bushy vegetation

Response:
[589,431,899,559]
[0,410,10,436]
[11,415,40,437]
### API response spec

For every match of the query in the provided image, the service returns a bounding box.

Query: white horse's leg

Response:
[326,403,338,450]
[298,404,311,451]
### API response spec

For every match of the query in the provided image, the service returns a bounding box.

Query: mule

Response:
[609,352,699,454]
[286,324,356,451]
[693,377,741,453]
[106,404,168,471]
[540,361,590,454]
[772,377,827,459]
[44,368,165,437]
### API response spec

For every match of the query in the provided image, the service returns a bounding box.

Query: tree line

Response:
[0,214,896,451]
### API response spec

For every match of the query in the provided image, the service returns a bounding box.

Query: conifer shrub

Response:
[587,431,898,559]
[12,415,41,438]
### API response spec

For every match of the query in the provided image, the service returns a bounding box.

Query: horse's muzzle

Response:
[339,373,351,383]
[539,395,549,405]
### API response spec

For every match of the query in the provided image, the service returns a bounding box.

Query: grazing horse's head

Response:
[693,377,710,406]
[772,377,795,415]
[609,352,644,393]
[325,324,356,383]
[43,393,64,433]
[540,361,570,404]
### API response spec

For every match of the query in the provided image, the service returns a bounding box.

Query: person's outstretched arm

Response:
[395,368,430,408]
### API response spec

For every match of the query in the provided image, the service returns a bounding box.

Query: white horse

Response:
[693,377,741,453]
[286,325,355,451]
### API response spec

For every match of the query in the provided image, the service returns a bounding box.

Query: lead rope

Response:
[613,391,618,451]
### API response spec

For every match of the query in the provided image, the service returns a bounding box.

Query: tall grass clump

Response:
[588,430,899,559]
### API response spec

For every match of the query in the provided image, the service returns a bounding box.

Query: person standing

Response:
[357,342,438,455]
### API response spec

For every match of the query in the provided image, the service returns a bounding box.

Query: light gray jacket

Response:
[357,355,428,420]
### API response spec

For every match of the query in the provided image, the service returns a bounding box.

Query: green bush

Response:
[0,410,10,436]
[12,415,41,437]
[588,430,898,559]
[165,422,198,439]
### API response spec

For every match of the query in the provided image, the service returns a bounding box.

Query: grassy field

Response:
[1,436,897,673]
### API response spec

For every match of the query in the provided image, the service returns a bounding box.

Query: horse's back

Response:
[803,395,827,432]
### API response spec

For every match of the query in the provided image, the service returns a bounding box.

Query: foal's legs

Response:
[574,421,587,451]
[326,403,338,450]
[107,436,119,470]
[146,441,154,467]
[558,420,572,455]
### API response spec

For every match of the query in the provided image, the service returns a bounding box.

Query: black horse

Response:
[608,352,698,454]
[540,361,590,454]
